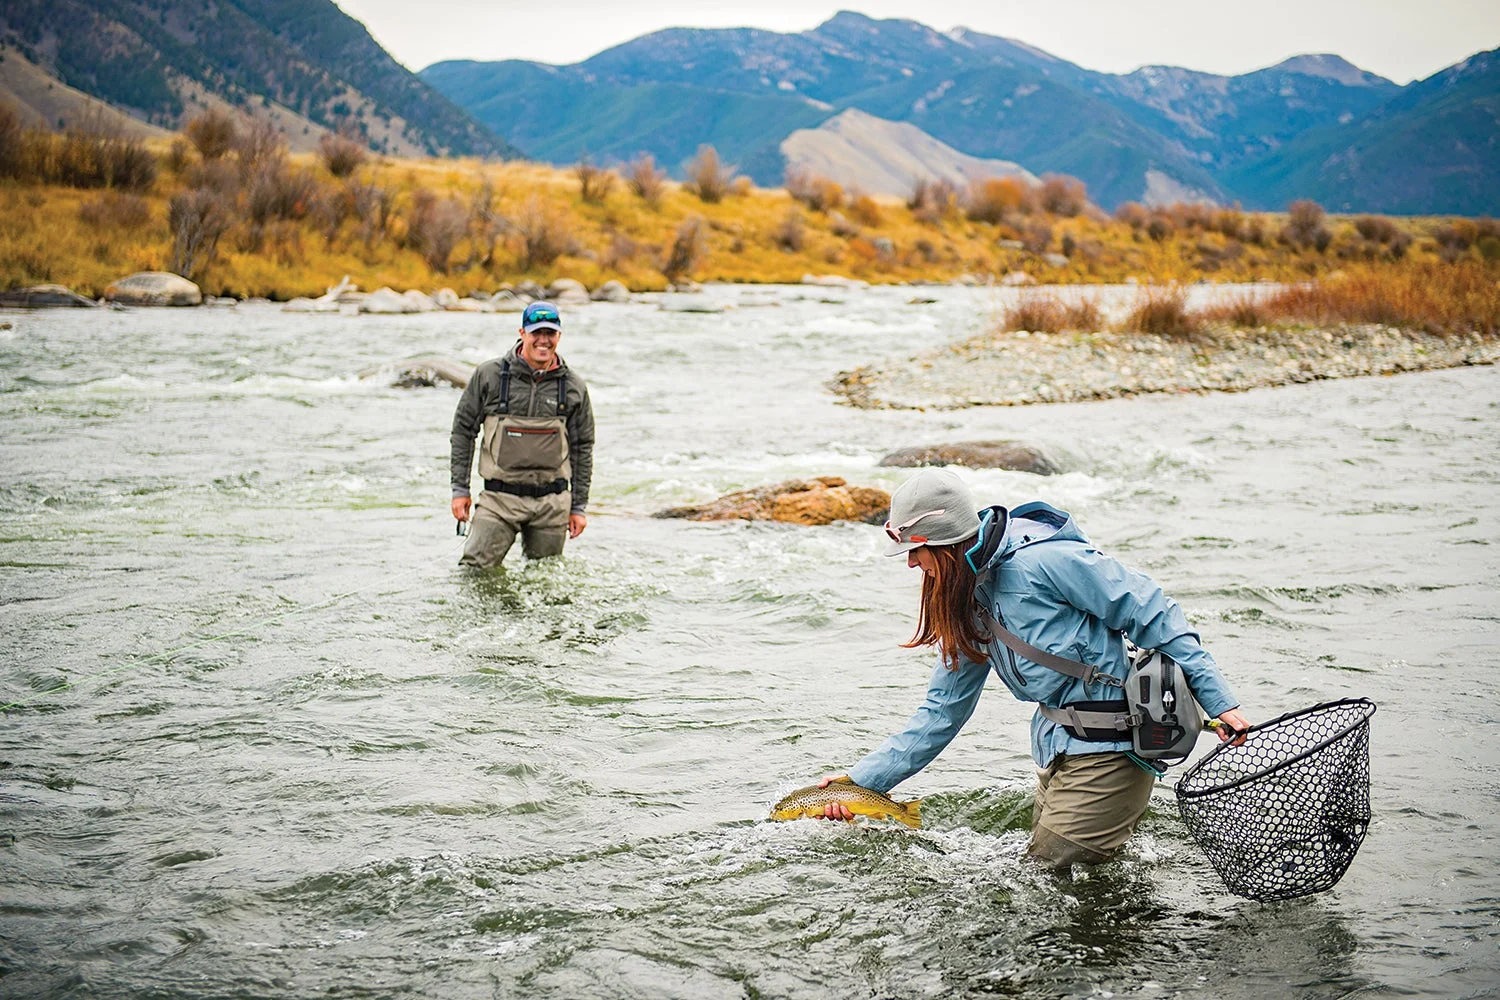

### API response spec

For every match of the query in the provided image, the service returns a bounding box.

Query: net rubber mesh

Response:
[1174,698,1376,902]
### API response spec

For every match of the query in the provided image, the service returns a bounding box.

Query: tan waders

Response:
[461,392,572,569]
[1028,752,1156,867]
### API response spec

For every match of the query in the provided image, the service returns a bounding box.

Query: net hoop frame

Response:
[1176,697,1377,800]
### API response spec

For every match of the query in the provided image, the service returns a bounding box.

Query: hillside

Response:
[0,0,515,158]
[422,10,1474,211]
[1223,48,1500,215]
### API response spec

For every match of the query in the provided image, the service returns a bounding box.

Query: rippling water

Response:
[2,286,1497,998]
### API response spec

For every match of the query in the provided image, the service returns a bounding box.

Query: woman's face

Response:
[907,546,938,576]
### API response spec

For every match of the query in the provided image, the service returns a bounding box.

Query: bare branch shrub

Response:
[318,131,367,178]
[404,189,470,273]
[1115,202,1149,229]
[661,216,706,283]
[909,176,957,224]
[626,153,666,208]
[234,118,287,180]
[169,186,232,279]
[1000,291,1103,333]
[773,206,806,252]
[1022,220,1053,253]
[1038,174,1089,216]
[574,157,617,204]
[965,176,1034,223]
[1283,199,1331,252]
[78,191,151,230]
[511,196,577,272]
[349,179,395,249]
[185,109,238,161]
[684,145,734,204]
[785,167,844,212]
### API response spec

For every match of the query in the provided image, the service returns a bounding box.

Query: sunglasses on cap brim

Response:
[885,508,946,545]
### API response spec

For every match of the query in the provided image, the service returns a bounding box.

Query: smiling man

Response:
[449,301,596,568]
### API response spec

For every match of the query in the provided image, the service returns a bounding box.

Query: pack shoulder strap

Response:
[498,359,511,414]
[556,371,567,417]
[979,609,1123,689]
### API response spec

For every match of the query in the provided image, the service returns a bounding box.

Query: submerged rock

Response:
[0,284,100,308]
[357,356,475,389]
[104,272,202,307]
[879,441,1062,476]
[654,476,889,526]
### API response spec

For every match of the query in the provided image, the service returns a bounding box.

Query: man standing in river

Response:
[449,301,595,568]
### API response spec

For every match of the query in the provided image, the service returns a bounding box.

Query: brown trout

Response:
[769,780,922,828]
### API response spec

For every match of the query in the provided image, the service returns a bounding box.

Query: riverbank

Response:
[832,324,1500,409]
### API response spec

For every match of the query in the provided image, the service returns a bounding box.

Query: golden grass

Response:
[1,110,1497,303]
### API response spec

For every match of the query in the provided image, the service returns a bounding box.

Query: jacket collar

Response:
[966,501,1078,576]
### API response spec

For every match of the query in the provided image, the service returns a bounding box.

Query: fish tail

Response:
[899,799,922,829]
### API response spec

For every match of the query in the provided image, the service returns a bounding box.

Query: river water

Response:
[1,285,1496,999]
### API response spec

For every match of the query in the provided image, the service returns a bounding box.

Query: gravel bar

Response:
[831,324,1500,410]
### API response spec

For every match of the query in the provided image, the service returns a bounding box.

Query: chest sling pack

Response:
[484,359,570,498]
[979,610,1204,761]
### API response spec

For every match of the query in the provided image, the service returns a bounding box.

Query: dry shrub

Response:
[10,113,159,191]
[78,191,151,230]
[1000,291,1103,332]
[1284,199,1331,252]
[908,176,958,224]
[1199,292,1267,328]
[318,131,367,178]
[626,154,666,207]
[349,179,394,249]
[966,176,1033,224]
[785,168,844,212]
[0,101,23,177]
[602,231,644,269]
[913,237,938,263]
[1146,215,1175,242]
[185,109,238,161]
[849,194,883,227]
[165,137,193,174]
[574,158,617,204]
[1115,202,1149,229]
[511,196,577,272]
[1211,207,1246,240]
[1121,285,1200,337]
[169,186,232,278]
[185,158,240,195]
[773,206,806,252]
[1258,262,1499,335]
[731,176,753,197]
[828,211,859,238]
[661,216,706,283]
[234,118,286,180]
[403,190,469,273]
[466,177,505,269]
[1021,220,1053,253]
[684,145,735,204]
[1038,174,1088,217]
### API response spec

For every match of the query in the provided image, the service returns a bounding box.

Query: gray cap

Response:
[883,468,980,556]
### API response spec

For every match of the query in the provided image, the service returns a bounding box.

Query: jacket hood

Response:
[965,501,1085,575]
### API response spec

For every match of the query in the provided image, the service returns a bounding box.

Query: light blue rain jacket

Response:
[848,502,1239,793]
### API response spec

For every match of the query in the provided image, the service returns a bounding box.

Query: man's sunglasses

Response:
[885,508,946,545]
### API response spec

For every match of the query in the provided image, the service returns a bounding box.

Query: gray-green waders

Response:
[461,411,571,569]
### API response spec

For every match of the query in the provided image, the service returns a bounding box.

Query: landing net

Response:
[1175,698,1376,902]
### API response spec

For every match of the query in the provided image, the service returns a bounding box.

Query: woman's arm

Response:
[845,653,990,794]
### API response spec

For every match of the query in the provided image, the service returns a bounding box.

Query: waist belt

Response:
[483,477,569,497]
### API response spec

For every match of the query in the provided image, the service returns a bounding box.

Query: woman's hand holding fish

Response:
[816,774,855,821]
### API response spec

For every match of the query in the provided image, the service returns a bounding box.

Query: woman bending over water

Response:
[817,469,1249,867]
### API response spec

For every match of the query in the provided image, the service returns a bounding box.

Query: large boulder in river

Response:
[591,280,630,303]
[547,278,590,305]
[879,441,1061,476]
[0,284,99,308]
[360,288,415,314]
[654,476,889,526]
[357,356,475,389]
[104,272,202,307]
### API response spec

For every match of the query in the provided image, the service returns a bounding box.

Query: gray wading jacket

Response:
[449,345,596,514]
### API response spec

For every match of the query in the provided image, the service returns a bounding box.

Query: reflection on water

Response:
[1,289,1496,998]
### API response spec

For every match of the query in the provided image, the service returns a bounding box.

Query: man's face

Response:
[519,325,561,369]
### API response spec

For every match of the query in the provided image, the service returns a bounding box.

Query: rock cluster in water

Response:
[283,276,633,314]
[879,440,1061,475]
[654,477,890,526]
[356,357,476,389]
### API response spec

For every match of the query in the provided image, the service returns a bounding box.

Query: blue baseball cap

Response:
[521,301,562,334]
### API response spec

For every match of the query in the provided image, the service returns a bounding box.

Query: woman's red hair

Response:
[903,541,988,668]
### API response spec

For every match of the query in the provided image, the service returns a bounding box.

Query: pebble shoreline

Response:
[831,324,1500,410]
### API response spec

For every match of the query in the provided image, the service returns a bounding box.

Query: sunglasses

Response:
[885,508,946,545]
[524,308,560,323]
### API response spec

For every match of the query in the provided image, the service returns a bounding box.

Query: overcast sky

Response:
[335,0,1498,84]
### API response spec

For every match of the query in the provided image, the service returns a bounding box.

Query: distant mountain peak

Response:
[1268,54,1390,87]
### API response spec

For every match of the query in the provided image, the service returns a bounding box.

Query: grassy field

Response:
[1,109,1498,308]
